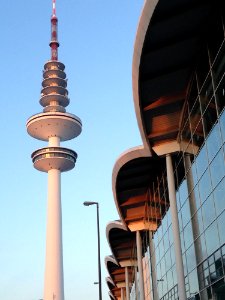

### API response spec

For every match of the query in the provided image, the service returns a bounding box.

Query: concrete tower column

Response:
[125,267,130,300]
[136,230,145,300]
[166,154,186,300]
[149,231,159,300]
[44,168,64,300]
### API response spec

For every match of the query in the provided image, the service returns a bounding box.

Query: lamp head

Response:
[83,201,98,206]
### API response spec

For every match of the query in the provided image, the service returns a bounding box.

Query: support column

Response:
[125,266,130,300]
[136,230,145,300]
[149,232,159,300]
[44,168,64,300]
[121,287,125,300]
[166,154,186,300]
[184,154,207,298]
[134,266,138,300]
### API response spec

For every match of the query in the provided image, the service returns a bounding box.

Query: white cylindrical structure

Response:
[166,154,186,300]
[44,168,64,300]
[136,230,145,300]
[149,231,159,300]
[125,266,130,300]
[49,136,60,147]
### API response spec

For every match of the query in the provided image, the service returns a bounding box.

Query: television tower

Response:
[26,1,82,299]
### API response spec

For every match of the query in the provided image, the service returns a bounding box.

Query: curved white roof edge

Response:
[109,291,116,300]
[106,220,128,261]
[132,0,160,152]
[105,255,119,274]
[112,145,150,225]
[106,276,116,288]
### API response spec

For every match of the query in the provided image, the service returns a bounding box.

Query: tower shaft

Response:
[44,168,64,300]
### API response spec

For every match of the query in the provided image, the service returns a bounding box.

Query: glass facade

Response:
[130,4,225,300]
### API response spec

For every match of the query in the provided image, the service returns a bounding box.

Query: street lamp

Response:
[83,201,102,300]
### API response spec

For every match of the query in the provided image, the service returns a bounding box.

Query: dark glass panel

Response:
[202,97,218,137]
[215,74,225,115]
[196,44,210,88]
[219,108,225,142]
[200,75,214,114]
[209,149,225,188]
[202,195,216,229]
[208,11,224,64]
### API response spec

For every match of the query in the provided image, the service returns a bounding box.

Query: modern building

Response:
[105,0,225,299]
[26,1,81,299]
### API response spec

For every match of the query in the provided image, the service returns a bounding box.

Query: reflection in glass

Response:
[206,124,222,161]
[210,150,225,188]
[186,244,197,273]
[198,169,212,203]
[205,222,220,256]
[213,177,225,216]
[201,195,216,229]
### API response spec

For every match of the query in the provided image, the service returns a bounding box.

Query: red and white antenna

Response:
[52,0,56,16]
[50,0,59,61]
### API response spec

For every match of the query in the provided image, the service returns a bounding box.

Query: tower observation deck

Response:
[26,1,82,299]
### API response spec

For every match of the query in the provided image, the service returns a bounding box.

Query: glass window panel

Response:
[202,97,218,138]
[213,176,225,216]
[195,146,208,178]
[189,269,199,298]
[196,208,204,236]
[179,180,189,208]
[168,225,173,246]
[196,234,208,263]
[164,249,171,272]
[210,149,225,188]
[184,222,194,250]
[202,195,216,229]
[205,221,220,256]
[166,269,174,291]
[180,230,185,254]
[163,230,169,253]
[206,124,222,161]
[161,256,166,277]
[217,210,225,245]
[198,169,212,203]
[219,108,225,142]
[215,75,225,115]
[181,200,191,227]
[170,244,175,266]
[178,211,183,233]
[186,244,197,273]
[200,75,214,114]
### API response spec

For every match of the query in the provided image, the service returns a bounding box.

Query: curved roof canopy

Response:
[112,149,167,231]
[106,221,137,265]
[133,0,215,155]
[105,256,126,298]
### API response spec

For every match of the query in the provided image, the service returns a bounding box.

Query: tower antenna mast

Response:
[50,0,59,61]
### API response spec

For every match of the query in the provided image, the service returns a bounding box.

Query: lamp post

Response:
[83,201,102,300]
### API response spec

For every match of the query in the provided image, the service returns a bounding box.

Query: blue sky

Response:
[0,1,143,299]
